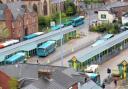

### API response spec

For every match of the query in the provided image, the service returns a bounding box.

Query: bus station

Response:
[68,30,128,71]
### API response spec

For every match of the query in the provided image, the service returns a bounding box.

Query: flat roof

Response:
[76,30,128,62]
[50,35,62,41]
[91,40,105,47]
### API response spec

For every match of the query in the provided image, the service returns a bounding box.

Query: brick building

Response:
[0,1,38,40]
[110,5,128,18]
[21,0,65,16]
[0,71,11,89]
[0,0,65,16]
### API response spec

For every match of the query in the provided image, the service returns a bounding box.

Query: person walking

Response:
[114,79,117,87]
[37,59,39,64]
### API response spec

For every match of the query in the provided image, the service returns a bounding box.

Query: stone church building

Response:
[0,1,38,40]
[0,0,65,16]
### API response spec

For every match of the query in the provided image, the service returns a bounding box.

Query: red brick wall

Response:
[4,7,38,39]
[0,71,11,89]
[23,11,38,35]
[72,83,78,89]
[4,8,13,39]
[12,16,24,39]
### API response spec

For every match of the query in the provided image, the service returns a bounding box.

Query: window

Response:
[101,14,106,19]
[43,0,48,15]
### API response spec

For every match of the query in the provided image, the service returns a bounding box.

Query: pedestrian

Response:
[102,82,105,89]
[114,79,117,87]
[37,59,39,64]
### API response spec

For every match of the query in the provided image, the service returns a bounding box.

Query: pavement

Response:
[104,79,128,89]
[98,48,128,89]
[27,23,101,65]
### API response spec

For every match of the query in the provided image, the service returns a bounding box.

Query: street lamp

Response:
[59,0,64,66]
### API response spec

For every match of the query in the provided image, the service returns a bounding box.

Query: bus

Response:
[102,34,114,40]
[51,24,64,31]
[5,52,26,64]
[36,40,56,57]
[24,32,44,40]
[0,39,19,49]
[71,16,84,27]
[64,21,72,27]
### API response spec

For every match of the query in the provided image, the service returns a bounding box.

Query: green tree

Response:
[38,16,51,31]
[65,0,76,16]
[66,6,74,16]
[9,78,18,89]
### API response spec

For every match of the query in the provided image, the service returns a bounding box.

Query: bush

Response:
[9,78,18,89]
[65,0,76,16]
[90,22,119,34]
[38,16,51,31]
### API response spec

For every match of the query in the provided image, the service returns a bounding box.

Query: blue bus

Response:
[24,32,44,40]
[71,16,84,27]
[64,21,72,27]
[102,34,114,40]
[36,40,56,57]
[51,24,64,31]
[5,52,26,64]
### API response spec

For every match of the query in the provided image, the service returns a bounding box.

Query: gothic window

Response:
[33,4,38,13]
[43,0,48,15]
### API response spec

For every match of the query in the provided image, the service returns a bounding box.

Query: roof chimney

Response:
[38,69,52,80]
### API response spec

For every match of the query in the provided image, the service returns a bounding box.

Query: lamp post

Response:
[59,0,64,66]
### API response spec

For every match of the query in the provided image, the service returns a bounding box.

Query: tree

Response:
[66,6,74,16]
[38,16,51,31]
[65,0,76,16]
[9,78,18,89]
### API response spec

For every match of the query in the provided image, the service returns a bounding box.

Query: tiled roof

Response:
[0,64,102,89]
[0,4,7,20]
[0,64,78,89]
[80,80,102,89]
[7,1,25,20]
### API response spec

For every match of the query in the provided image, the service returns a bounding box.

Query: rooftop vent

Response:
[38,69,52,80]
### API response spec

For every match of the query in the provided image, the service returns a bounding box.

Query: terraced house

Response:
[0,1,38,41]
